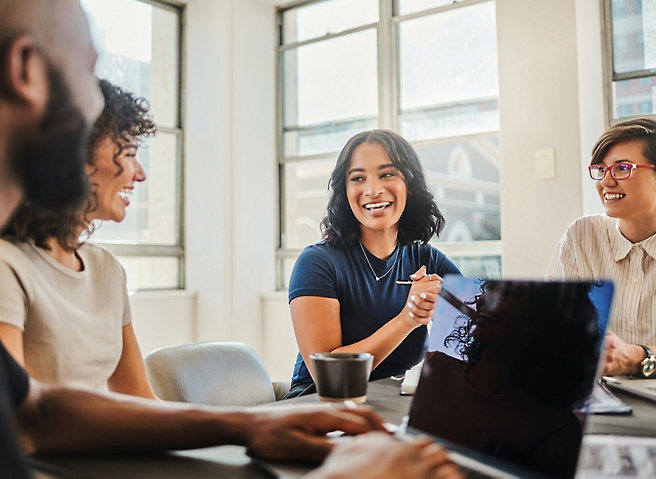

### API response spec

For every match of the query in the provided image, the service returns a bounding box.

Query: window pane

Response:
[612,75,656,118]
[117,256,179,290]
[281,257,298,290]
[282,0,379,45]
[398,0,455,16]
[82,0,180,128]
[611,0,656,74]
[281,158,336,250]
[414,138,500,243]
[283,118,378,157]
[443,255,501,278]
[91,132,180,245]
[282,29,378,156]
[399,100,499,142]
[398,1,498,111]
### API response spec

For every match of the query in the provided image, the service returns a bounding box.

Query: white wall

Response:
[497,0,606,278]
[132,0,610,379]
[184,0,278,356]
[130,290,196,355]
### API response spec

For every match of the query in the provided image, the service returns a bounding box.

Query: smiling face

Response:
[346,141,407,237]
[87,136,146,223]
[595,140,656,223]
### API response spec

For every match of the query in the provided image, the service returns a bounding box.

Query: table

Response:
[586,388,656,436]
[29,378,656,478]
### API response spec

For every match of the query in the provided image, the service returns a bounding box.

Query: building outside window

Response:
[278,0,501,289]
[606,0,656,122]
[81,0,184,290]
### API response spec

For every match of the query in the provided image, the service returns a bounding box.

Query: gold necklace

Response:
[359,241,399,282]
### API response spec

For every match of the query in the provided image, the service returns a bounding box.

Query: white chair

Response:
[145,341,290,407]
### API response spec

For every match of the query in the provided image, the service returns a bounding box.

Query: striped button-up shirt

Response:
[546,214,656,346]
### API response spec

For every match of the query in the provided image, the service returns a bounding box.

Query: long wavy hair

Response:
[444,280,600,406]
[3,80,156,252]
[320,129,446,247]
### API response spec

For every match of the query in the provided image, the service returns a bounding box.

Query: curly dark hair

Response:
[3,80,156,252]
[444,280,601,406]
[320,129,446,247]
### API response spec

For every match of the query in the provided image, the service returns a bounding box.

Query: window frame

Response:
[603,0,656,126]
[89,0,186,290]
[275,0,501,290]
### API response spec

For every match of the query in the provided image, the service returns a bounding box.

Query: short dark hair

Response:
[4,80,156,252]
[591,118,656,167]
[320,129,445,247]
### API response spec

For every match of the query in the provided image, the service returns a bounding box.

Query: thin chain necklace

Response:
[359,241,399,282]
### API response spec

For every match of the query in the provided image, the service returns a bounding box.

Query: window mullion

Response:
[378,0,396,130]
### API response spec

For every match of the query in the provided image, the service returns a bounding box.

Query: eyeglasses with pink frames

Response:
[588,162,656,180]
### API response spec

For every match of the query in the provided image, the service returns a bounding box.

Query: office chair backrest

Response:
[145,341,279,406]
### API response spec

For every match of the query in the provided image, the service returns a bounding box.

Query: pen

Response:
[395,280,413,285]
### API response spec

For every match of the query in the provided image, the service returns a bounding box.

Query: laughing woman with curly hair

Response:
[0,80,158,398]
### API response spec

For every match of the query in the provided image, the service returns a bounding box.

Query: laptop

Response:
[603,375,656,402]
[403,276,615,479]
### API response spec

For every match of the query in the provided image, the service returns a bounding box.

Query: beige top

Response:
[546,215,656,346]
[0,239,131,391]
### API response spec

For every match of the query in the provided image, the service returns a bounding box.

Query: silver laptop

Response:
[404,276,614,479]
[604,375,656,402]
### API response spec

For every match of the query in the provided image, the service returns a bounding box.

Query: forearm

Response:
[331,315,417,370]
[18,383,255,454]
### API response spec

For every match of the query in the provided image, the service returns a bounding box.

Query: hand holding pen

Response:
[397,266,442,327]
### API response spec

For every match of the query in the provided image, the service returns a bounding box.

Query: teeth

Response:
[118,188,132,200]
[604,193,625,200]
[364,202,391,210]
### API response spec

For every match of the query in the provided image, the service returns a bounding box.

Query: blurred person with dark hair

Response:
[287,130,460,398]
[547,118,656,377]
[410,281,600,478]
[0,2,462,478]
[0,79,158,398]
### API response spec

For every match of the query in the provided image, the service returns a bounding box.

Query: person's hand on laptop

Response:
[306,432,464,479]
[603,331,645,376]
[243,407,386,462]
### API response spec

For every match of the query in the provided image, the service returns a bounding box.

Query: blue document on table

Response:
[405,276,614,479]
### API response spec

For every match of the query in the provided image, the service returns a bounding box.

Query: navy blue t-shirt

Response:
[288,241,460,386]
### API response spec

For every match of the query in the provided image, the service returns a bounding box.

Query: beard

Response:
[9,62,91,211]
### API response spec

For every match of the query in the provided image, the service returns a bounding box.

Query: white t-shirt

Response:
[0,239,131,391]
[546,215,656,346]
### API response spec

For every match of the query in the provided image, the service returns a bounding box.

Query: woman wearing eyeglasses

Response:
[547,118,656,378]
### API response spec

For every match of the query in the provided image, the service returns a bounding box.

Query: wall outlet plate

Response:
[535,148,556,180]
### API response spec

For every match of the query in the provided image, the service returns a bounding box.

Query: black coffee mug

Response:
[310,352,373,403]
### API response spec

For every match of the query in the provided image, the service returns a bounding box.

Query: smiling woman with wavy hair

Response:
[285,129,461,398]
[0,80,158,399]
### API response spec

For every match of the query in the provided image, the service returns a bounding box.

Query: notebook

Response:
[403,276,615,479]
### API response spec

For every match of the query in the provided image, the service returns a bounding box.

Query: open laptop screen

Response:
[407,277,613,479]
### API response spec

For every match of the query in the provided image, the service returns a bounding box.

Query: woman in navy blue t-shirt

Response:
[286,130,461,398]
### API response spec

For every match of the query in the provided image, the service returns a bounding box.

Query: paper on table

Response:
[578,435,656,478]
[583,380,632,415]
[400,361,423,395]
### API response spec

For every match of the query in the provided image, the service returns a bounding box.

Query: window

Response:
[606,0,656,121]
[81,0,184,290]
[277,0,501,289]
